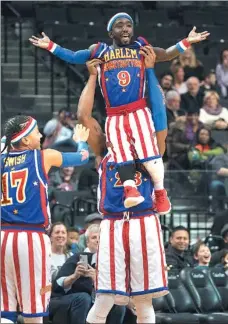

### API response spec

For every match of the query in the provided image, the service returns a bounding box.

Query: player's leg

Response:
[87,219,129,323]
[129,214,168,323]
[129,215,168,296]
[13,231,51,324]
[1,231,18,323]
[132,295,155,323]
[130,108,171,214]
[105,115,144,208]
[87,294,115,324]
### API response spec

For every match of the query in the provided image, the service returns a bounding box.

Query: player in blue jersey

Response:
[29,12,209,214]
[1,119,90,324]
[77,52,168,324]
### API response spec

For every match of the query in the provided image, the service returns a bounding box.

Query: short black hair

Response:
[170,226,189,238]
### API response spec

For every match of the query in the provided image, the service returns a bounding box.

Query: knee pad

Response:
[86,294,115,324]
[132,295,155,324]
[114,294,130,306]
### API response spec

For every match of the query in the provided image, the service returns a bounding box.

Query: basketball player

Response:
[1,121,90,324]
[29,13,209,213]
[77,53,168,323]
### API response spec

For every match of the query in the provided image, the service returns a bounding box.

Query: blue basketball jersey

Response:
[1,150,50,228]
[98,154,154,215]
[92,37,149,107]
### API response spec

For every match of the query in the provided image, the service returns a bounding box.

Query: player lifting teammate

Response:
[1,119,90,324]
[77,52,167,324]
[29,13,209,214]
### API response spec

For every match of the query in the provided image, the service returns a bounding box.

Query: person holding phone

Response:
[49,225,126,324]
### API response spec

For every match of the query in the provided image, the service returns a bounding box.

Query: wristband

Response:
[47,41,57,53]
[176,38,191,53]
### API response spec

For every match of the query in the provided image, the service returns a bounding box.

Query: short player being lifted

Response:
[30,12,209,214]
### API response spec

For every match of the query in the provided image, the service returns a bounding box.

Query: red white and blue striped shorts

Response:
[1,229,51,317]
[105,107,159,164]
[95,213,168,298]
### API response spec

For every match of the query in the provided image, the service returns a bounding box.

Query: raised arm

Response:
[29,32,98,64]
[77,59,106,159]
[43,124,90,173]
[140,46,167,155]
[154,27,210,62]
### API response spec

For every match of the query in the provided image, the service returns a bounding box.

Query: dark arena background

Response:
[1,1,228,323]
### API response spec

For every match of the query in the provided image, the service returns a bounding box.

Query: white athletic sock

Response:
[143,158,164,190]
[123,180,136,188]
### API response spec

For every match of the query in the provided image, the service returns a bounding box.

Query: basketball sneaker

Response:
[154,189,171,215]
[124,186,145,208]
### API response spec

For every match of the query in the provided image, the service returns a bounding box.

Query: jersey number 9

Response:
[1,169,28,206]
[117,71,131,87]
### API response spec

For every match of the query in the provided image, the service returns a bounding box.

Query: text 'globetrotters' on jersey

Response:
[92,37,149,108]
[1,150,50,228]
[98,154,154,215]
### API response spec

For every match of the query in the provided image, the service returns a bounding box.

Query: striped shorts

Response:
[1,230,51,317]
[96,214,168,297]
[105,107,159,164]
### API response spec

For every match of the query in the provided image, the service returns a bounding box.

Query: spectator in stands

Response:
[211,209,228,236]
[78,213,103,252]
[208,153,228,211]
[199,91,228,129]
[187,127,225,191]
[172,64,188,94]
[50,222,73,281]
[49,242,126,324]
[49,166,78,193]
[181,77,204,113]
[165,226,194,271]
[42,108,73,149]
[193,241,211,270]
[166,90,185,125]
[171,47,205,81]
[210,224,228,266]
[67,227,80,254]
[84,224,99,253]
[160,72,174,95]
[200,70,219,95]
[216,249,228,275]
[188,126,225,167]
[167,111,202,169]
[216,49,228,98]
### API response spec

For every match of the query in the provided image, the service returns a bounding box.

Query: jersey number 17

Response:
[1,169,28,206]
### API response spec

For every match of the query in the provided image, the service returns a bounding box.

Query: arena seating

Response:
[153,268,228,323]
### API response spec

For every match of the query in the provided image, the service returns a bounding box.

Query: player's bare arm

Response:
[154,26,210,62]
[77,59,106,160]
[43,124,90,173]
[140,46,167,155]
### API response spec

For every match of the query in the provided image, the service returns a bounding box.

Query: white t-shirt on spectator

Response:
[51,252,73,281]
[199,107,228,126]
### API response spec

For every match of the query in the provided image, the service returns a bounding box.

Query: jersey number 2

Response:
[117,71,131,87]
[1,169,28,206]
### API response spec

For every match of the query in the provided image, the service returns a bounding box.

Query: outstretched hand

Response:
[139,45,156,68]
[73,124,90,143]
[29,32,50,49]
[187,26,210,44]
